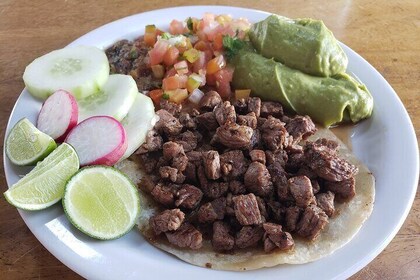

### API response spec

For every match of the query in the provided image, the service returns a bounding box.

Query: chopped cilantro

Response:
[187,17,194,31]
[223,35,246,60]
[162,93,170,100]
[161,32,171,40]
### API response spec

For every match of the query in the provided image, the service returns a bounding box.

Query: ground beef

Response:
[150,209,185,235]
[233,194,263,226]
[212,221,235,251]
[165,223,203,250]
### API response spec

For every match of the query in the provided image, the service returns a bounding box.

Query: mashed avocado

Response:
[232,51,373,127]
[249,15,348,77]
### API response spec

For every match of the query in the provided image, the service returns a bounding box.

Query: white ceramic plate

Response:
[3,6,419,280]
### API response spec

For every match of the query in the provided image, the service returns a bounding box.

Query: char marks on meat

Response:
[165,223,203,250]
[136,93,359,253]
[233,194,263,226]
[150,209,185,235]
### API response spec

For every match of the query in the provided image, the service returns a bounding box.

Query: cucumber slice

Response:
[120,93,157,160]
[23,46,109,100]
[78,74,138,122]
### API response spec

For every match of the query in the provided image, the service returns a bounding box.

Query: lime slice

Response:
[6,118,57,166]
[63,166,140,240]
[4,143,80,210]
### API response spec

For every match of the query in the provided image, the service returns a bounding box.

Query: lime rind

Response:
[6,118,57,166]
[4,143,80,210]
[63,166,140,240]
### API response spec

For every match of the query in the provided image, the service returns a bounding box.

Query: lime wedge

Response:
[6,118,57,166]
[63,166,140,240]
[4,143,80,210]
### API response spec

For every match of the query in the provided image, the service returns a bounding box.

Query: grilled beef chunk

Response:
[249,149,266,165]
[175,184,203,209]
[184,162,198,184]
[137,153,158,174]
[214,101,236,126]
[247,97,261,117]
[229,180,247,194]
[199,90,222,111]
[267,201,286,223]
[233,98,248,114]
[186,151,202,164]
[140,174,158,193]
[162,141,188,172]
[159,166,185,183]
[197,165,228,198]
[256,196,269,221]
[311,179,321,194]
[304,141,358,182]
[155,109,183,136]
[160,99,182,117]
[249,129,262,150]
[151,183,179,207]
[257,117,267,128]
[316,191,335,217]
[263,223,294,252]
[324,177,356,201]
[296,205,328,240]
[165,223,203,249]
[150,209,185,235]
[197,197,226,223]
[196,112,219,131]
[215,122,253,149]
[219,150,248,180]
[136,129,163,154]
[315,138,339,151]
[212,221,235,251]
[179,112,197,130]
[266,149,288,167]
[170,130,199,152]
[237,112,257,129]
[285,206,302,232]
[203,150,221,180]
[233,194,263,226]
[297,166,318,179]
[260,116,289,151]
[244,162,273,197]
[285,115,316,143]
[260,101,283,118]
[286,152,304,171]
[235,226,264,248]
[288,176,316,208]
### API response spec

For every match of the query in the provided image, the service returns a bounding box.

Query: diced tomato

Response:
[213,33,224,51]
[169,20,186,35]
[149,40,170,66]
[149,89,164,106]
[164,67,177,78]
[194,40,209,51]
[162,74,188,91]
[206,73,217,86]
[206,55,226,75]
[192,51,206,73]
[163,46,179,66]
[214,67,234,99]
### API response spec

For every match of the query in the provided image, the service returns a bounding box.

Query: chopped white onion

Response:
[188,88,204,104]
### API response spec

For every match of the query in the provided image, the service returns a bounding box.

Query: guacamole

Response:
[232,51,373,127]
[249,15,348,77]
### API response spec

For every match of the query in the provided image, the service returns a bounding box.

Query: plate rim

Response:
[3,5,419,280]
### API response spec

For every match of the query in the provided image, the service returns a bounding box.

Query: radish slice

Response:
[37,89,78,142]
[120,93,157,161]
[78,74,138,122]
[65,116,127,166]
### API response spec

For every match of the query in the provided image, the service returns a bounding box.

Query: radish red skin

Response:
[37,89,79,142]
[64,116,127,166]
